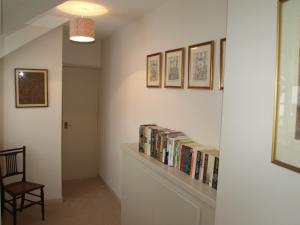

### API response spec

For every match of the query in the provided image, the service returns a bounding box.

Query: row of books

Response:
[139,124,220,190]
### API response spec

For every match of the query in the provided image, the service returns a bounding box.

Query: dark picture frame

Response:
[188,41,214,89]
[272,0,300,173]
[146,53,162,88]
[15,68,49,108]
[164,48,185,88]
[220,38,226,90]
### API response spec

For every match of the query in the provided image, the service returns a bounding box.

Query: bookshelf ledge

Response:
[121,143,217,225]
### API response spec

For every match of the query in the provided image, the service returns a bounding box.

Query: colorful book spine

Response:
[180,145,187,172]
[194,151,202,180]
[190,149,197,177]
[202,154,209,184]
[145,127,152,156]
[212,157,219,190]
[207,155,215,187]
[184,146,193,175]
[139,125,145,153]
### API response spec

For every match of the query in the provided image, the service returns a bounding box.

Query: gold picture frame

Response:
[220,38,226,90]
[15,68,49,108]
[272,0,300,173]
[146,52,162,88]
[188,41,214,89]
[164,48,185,88]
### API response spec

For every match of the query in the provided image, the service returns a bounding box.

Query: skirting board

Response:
[97,174,121,205]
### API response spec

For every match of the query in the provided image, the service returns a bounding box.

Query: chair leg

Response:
[13,196,17,225]
[20,194,25,212]
[41,188,45,220]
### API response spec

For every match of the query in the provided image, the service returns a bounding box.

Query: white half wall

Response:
[215,1,300,225]
[0,27,63,200]
[99,0,227,198]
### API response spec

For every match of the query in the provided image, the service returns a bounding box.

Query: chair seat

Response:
[4,181,44,196]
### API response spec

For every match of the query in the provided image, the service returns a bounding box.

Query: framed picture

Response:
[272,0,300,173]
[188,41,214,89]
[220,38,226,90]
[15,68,48,108]
[147,53,162,88]
[164,48,185,88]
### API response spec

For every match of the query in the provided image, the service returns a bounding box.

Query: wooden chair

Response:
[0,146,45,225]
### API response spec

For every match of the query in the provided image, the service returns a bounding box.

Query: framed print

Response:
[147,53,162,88]
[272,0,300,173]
[15,68,48,108]
[220,38,226,90]
[164,48,185,88]
[188,41,214,89]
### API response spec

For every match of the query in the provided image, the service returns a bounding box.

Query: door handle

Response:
[64,122,72,129]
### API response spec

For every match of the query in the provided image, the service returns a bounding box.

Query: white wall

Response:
[99,0,227,198]
[0,27,63,200]
[63,34,101,68]
[215,1,300,225]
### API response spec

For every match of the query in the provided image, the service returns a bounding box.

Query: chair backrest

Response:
[0,146,26,187]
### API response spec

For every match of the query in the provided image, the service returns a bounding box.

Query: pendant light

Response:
[69,17,95,43]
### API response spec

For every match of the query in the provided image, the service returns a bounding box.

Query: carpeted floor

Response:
[2,178,121,225]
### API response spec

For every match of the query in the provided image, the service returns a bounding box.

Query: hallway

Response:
[3,178,121,225]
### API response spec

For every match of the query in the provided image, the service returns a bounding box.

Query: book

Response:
[174,139,193,169]
[151,127,166,158]
[194,151,202,180]
[184,145,193,175]
[144,125,160,156]
[167,135,187,167]
[163,132,183,165]
[206,155,215,187]
[156,128,170,161]
[183,143,206,178]
[139,124,156,153]
[180,145,187,172]
[202,154,209,184]
[212,157,219,190]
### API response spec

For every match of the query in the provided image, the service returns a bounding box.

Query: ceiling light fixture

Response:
[57,1,108,16]
[69,18,95,43]
[57,1,108,43]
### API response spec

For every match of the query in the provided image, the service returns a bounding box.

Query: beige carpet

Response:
[2,178,121,225]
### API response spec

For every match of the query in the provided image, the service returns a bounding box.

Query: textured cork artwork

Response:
[15,69,48,108]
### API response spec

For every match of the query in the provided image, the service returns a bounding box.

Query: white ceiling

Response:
[50,0,169,39]
[1,0,168,39]
[2,0,66,35]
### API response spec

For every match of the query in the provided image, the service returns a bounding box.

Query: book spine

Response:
[190,149,196,177]
[207,156,215,187]
[180,145,186,172]
[202,154,209,184]
[200,153,205,181]
[212,157,219,190]
[168,139,175,166]
[145,127,150,156]
[184,147,192,175]
[154,131,161,159]
[194,151,201,179]
[139,126,145,153]
[151,129,157,158]
[164,137,169,164]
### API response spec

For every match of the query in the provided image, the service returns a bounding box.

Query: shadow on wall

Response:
[0,58,3,148]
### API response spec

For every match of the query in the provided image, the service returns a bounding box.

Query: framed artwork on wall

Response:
[188,41,214,89]
[147,53,162,88]
[272,0,300,173]
[220,38,226,90]
[164,48,185,88]
[15,68,48,108]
